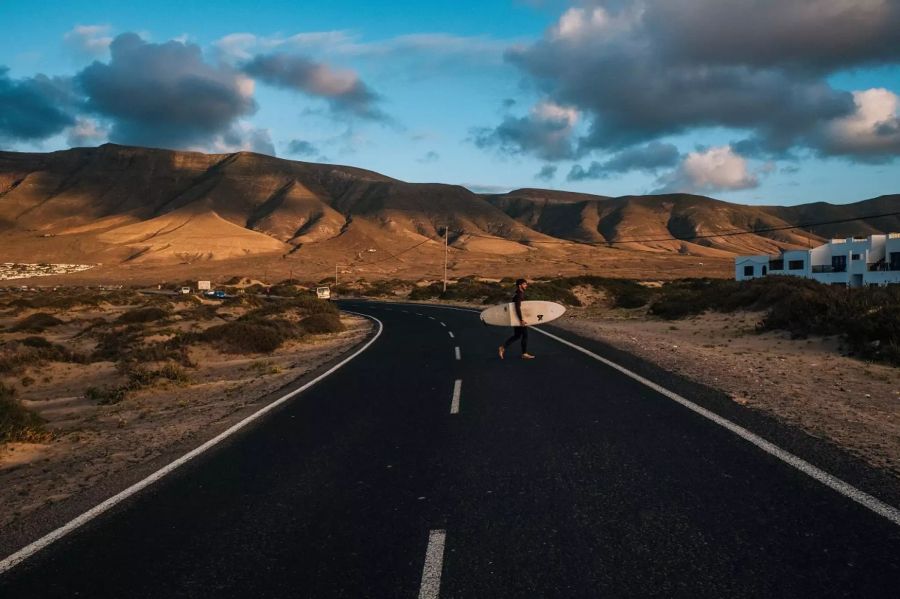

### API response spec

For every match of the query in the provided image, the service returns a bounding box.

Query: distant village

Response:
[0,263,95,281]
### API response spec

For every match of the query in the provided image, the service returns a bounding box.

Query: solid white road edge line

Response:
[418,529,447,599]
[455,346,461,360]
[0,312,385,575]
[451,380,462,414]
[533,327,900,527]
[377,302,900,527]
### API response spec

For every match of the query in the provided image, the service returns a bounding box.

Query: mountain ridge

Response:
[1,144,897,273]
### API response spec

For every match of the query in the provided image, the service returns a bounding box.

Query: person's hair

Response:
[515,278,527,286]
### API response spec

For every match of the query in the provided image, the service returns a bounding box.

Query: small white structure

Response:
[735,233,900,287]
[197,280,211,291]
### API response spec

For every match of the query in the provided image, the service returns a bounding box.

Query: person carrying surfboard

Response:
[498,278,535,360]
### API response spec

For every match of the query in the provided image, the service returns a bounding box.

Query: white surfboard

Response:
[480,300,566,327]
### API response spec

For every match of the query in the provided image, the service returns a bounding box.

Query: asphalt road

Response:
[2,300,899,597]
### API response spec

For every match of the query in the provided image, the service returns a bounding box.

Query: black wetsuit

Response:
[502,288,528,354]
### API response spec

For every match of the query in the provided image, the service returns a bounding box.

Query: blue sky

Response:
[3,0,900,206]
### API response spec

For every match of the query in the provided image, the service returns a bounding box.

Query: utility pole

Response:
[443,225,449,292]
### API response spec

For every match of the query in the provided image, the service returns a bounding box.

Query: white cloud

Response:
[820,88,900,159]
[64,24,113,59]
[656,146,758,193]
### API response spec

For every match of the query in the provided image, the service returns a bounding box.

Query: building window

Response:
[891,252,900,271]
[762,266,767,275]
[769,259,784,270]
[852,253,861,260]
[832,255,847,272]
[788,260,804,270]
[743,265,754,276]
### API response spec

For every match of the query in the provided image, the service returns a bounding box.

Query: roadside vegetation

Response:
[648,277,900,365]
[0,286,351,407]
[0,382,50,443]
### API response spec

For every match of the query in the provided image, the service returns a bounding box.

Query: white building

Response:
[735,233,900,287]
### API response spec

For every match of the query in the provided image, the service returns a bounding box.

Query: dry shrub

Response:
[0,338,88,375]
[116,306,169,324]
[0,382,51,443]
[299,313,345,334]
[204,321,287,353]
[9,312,64,332]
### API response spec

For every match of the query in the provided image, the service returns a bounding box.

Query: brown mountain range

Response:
[0,144,897,283]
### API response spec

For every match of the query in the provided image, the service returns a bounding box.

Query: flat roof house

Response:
[735,234,900,287]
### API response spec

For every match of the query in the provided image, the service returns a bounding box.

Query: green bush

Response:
[9,312,64,332]
[299,312,345,334]
[0,383,50,443]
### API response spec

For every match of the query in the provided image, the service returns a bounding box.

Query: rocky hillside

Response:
[0,144,896,266]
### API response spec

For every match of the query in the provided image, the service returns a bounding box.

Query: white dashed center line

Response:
[454,346,461,360]
[450,380,461,414]
[448,331,454,339]
[418,529,447,599]
[440,322,446,327]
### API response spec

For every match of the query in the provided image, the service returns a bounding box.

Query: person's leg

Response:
[500,327,522,358]
[520,326,528,354]
[503,327,522,348]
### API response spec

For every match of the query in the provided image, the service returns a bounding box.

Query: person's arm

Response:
[514,292,524,324]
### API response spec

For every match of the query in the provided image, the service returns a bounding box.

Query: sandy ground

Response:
[0,300,372,530]
[555,303,900,478]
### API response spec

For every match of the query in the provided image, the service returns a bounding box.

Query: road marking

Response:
[373,302,900,528]
[448,331,454,339]
[533,327,900,528]
[428,316,436,320]
[415,312,423,316]
[440,322,446,327]
[0,313,385,575]
[455,346,461,360]
[418,529,447,599]
[451,380,462,414]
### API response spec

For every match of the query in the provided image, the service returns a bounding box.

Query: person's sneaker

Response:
[522,353,536,359]
[498,346,505,359]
